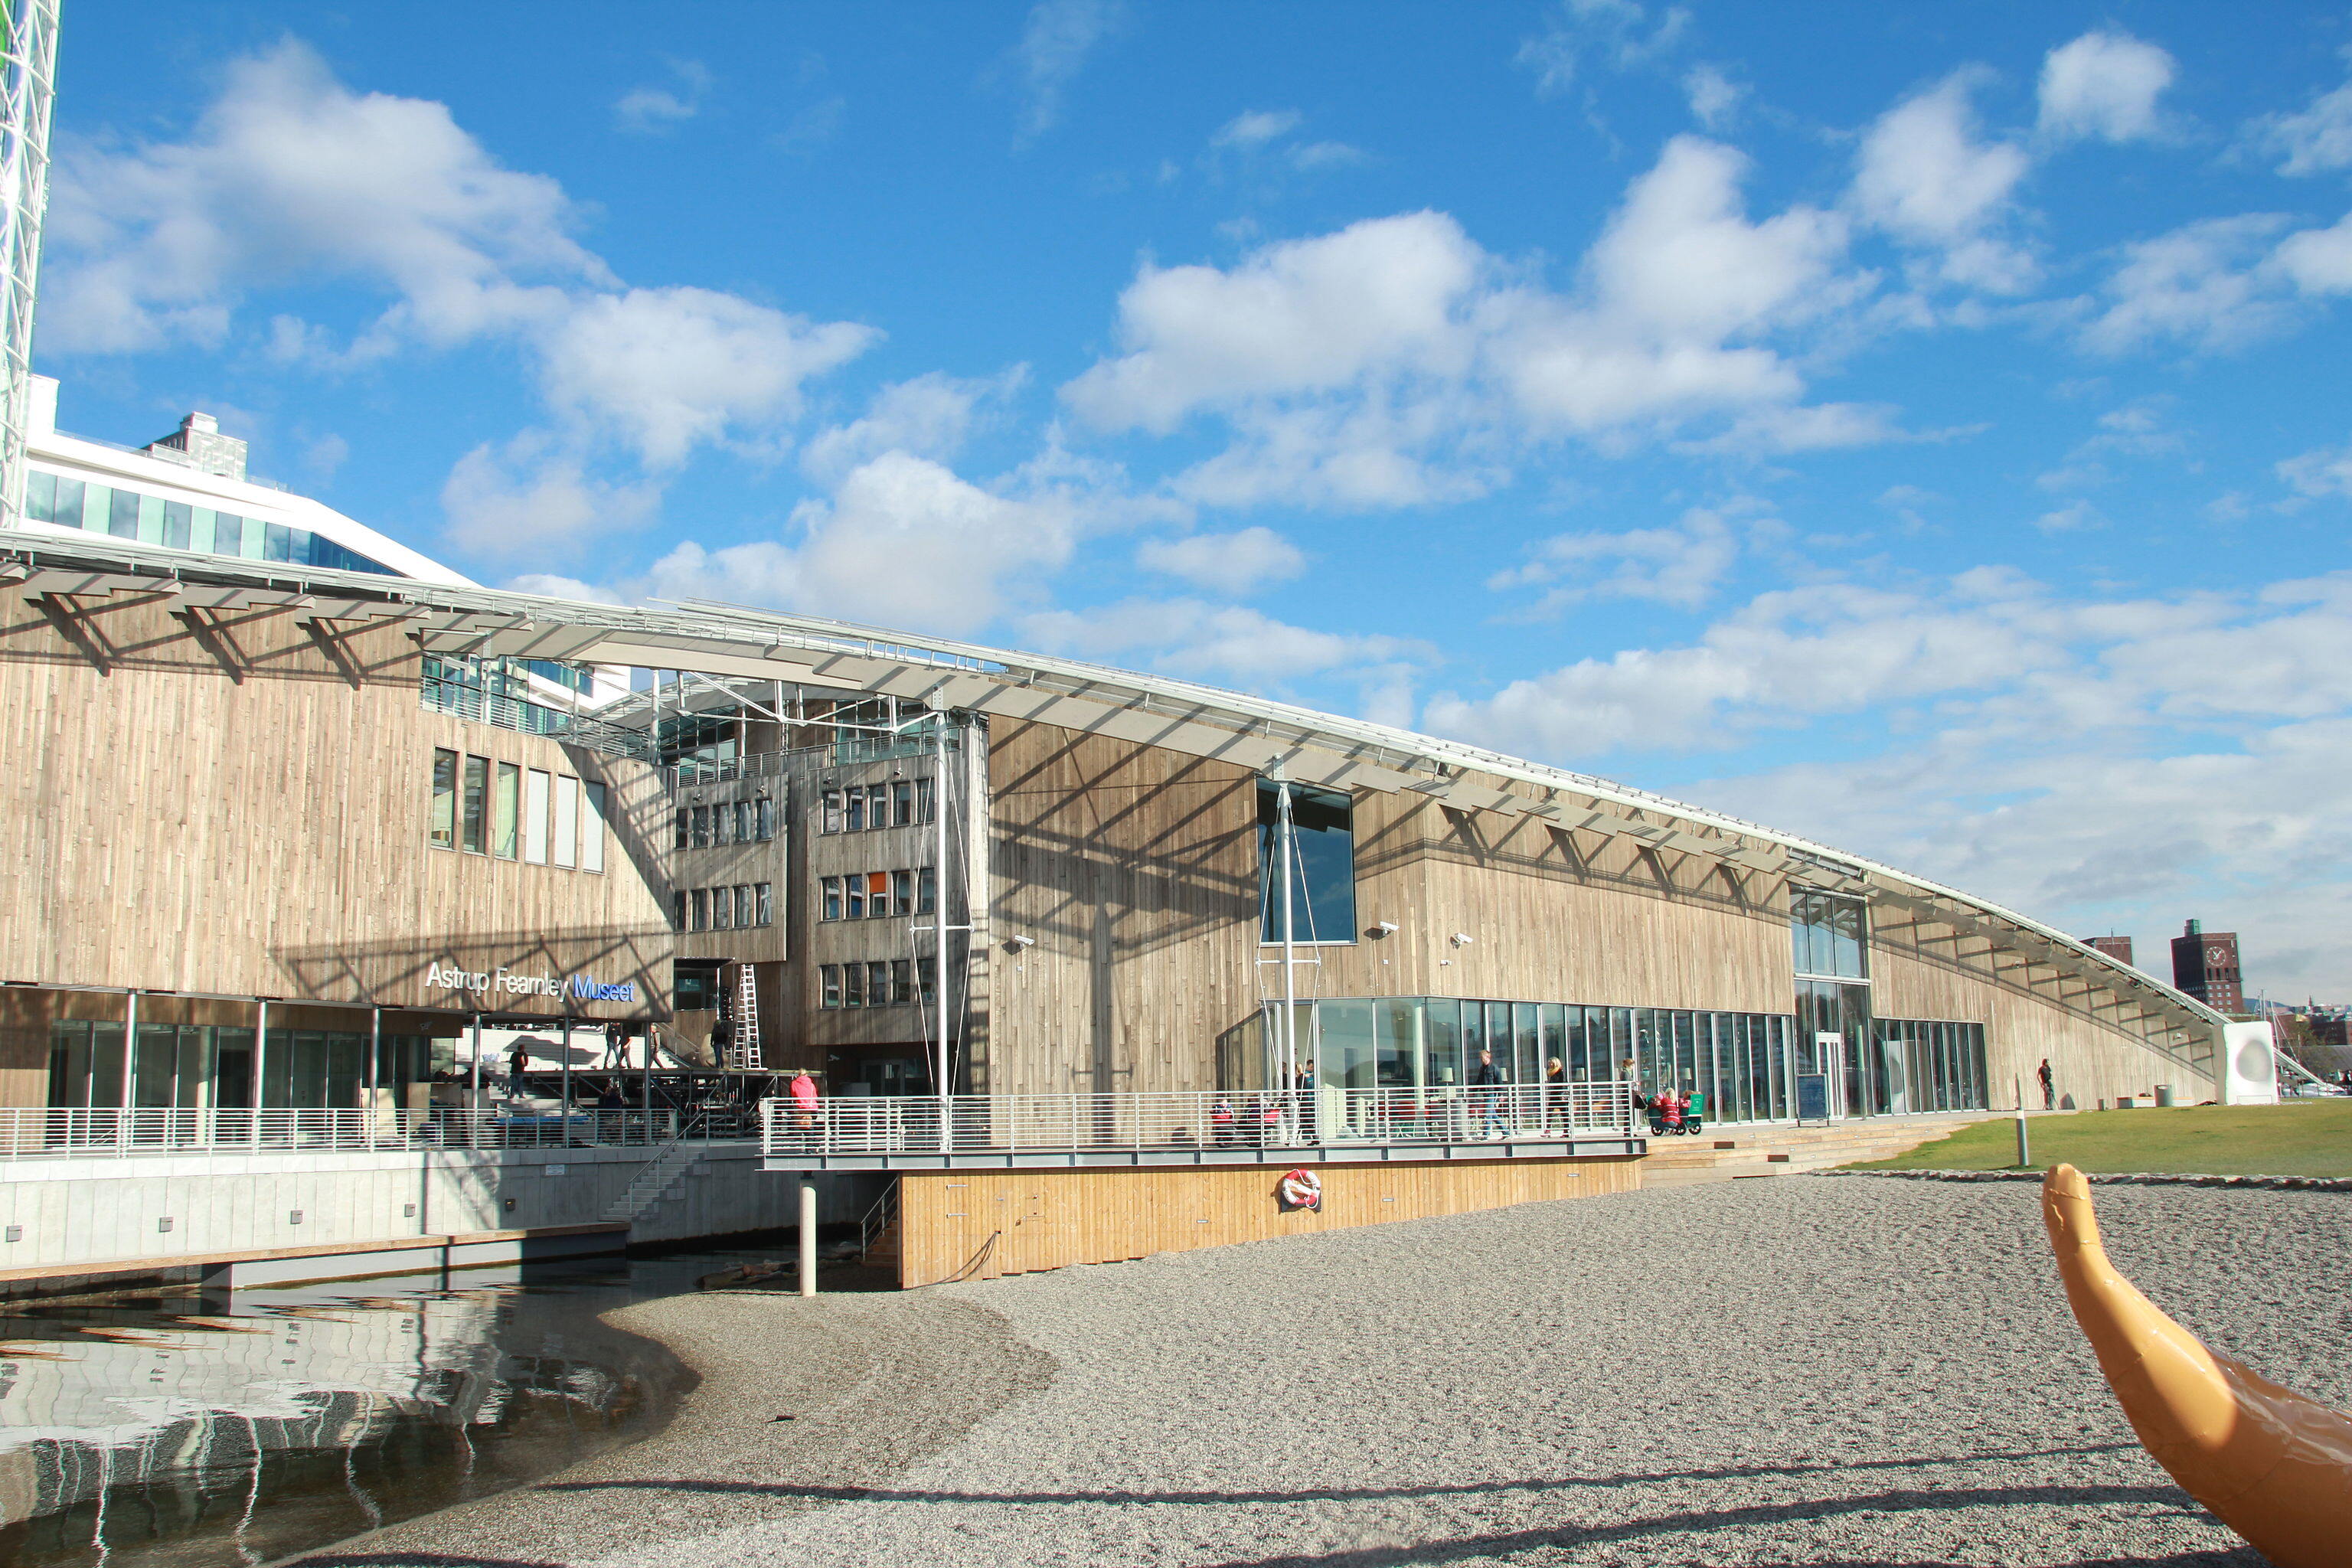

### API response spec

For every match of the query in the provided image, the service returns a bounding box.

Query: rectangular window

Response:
[582,782,606,873]
[916,776,936,822]
[866,871,890,917]
[263,521,294,561]
[891,959,911,1007]
[737,802,754,843]
[737,885,754,929]
[917,865,937,915]
[756,883,773,926]
[845,789,866,831]
[162,500,192,550]
[79,482,107,531]
[868,961,890,1007]
[822,876,841,921]
[822,789,842,834]
[213,511,243,555]
[691,805,710,848]
[893,781,913,826]
[691,888,708,931]
[918,961,937,1006]
[109,487,141,539]
[460,755,489,854]
[674,892,687,931]
[846,875,865,920]
[1256,779,1357,942]
[493,762,520,859]
[1791,889,1869,979]
[189,507,216,553]
[714,802,733,846]
[757,797,776,841]
[820,965,841,1008]
[844,962,865,1008]
[675,808,690,851]
[24,469,54,523]
[714,886,733,928]
[893,869,913,916]
[867,784,890,828]
[430,749,458,848]
[552,776,578,868]
[524,769,550,864]
[137,493,165,544]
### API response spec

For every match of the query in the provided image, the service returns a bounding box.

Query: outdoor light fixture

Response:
[1372,921,1400,936]
[1451,932,1475,947]
[1006,935,1037,951]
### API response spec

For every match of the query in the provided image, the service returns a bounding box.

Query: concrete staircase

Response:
[1639,1111,2008,1188]
[601,1141,706,1223]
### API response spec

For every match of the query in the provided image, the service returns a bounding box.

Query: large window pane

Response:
[552,776,578,867]
[460,755,489,854]
[108,487,140,539]
[430,749,458,848]
[162,500,192,550]
[493,763,520,860]
[582,781,607,873]
[1256,779,1357,943]
[1424,1001,1462,1089]
[524,769,550,863]
[24,469,54,522]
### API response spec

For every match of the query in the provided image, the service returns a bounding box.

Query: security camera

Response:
[1372,921,1400,936]
[1006,935,1037,951]
[1450,932,1475,947]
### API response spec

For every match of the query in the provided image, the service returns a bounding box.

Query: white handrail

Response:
[0,1107,694,1159]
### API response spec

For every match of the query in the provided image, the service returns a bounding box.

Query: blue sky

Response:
[41,2,2352,996]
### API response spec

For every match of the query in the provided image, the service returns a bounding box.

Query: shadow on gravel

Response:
[531,1439,2148,1508]
[286,1557,570,1567]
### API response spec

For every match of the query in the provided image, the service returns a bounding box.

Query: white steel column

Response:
[561,1013,573,1122]
[934,717,950,1124]
[119,991,138,1116]
[368,1006,381,1118]
[798,1179,818,1297]
[1278,780,1298,1089]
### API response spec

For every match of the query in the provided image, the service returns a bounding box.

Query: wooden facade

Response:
[893,1155,1644,1287]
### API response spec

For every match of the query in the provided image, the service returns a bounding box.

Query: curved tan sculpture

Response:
[2041,1163,2352,1568]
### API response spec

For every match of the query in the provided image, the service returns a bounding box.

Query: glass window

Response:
[492,762,519,859]
[581,781,607,873]
[162,500,192,550]
[866,871,890,917]
[845,789,866,832]
[820,965,841,1008]
[916,776,936,822]
[714,802,733,846]
[822,790,841,834]
[893,781,913,826]
[756,883,774,926]
[460,755,489,853]
[1514,1002,1540,1086]
[736,801,753,843]
[737,886,755,928]
[1423,1001,1462,1088]
[24,469,54,522]
[756,796,776,841]
[524,769,550,864]
[893,868,913,916]
[846,875,865,920]
[109,487,140,539]
[263,521,293,561]
[868,960,890,1007]
[430,749,458,848]
[822,877,841,920]
[675,808,690,851]
[552,776,578,868]
[189,507,216,553]
[891,958,912,1005]
[919,961,937,1005]
[674,892,687,931]
[1540,1004,1567,1082]
[1792,888,1869,979]
[691,889,708,931]
[714,887,733,929]
[1256,779,1357,943]
[844,962,865,1008]
[691,805,710,848]
[213,511,243,555]
[137,493,165,544]
[867,784,890,828]
[917,865,936,914]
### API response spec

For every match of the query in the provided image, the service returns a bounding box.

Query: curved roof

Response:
[0,528,2237,1072]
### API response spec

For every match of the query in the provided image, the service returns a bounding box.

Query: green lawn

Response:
[1843,1099,2352,1178]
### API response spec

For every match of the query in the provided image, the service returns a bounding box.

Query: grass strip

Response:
[1841,1099,2352,1178]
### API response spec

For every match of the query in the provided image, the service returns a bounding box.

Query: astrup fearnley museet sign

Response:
[424,963,639,1004]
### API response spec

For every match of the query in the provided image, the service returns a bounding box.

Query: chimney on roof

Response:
[143,410,247,482]
[2185,918,2201,936]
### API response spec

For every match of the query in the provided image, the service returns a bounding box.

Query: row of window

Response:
[818,960,936,1010]
[819,780,933,834]
[430,749,606,872]
[26,469,397,575]
[676,884,775,932]
[675,799,779,850]
[821,869,936,920]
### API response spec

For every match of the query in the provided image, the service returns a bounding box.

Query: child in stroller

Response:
[1646,1089,1685,1136]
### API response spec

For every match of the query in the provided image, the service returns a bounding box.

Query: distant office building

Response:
[2171,920,2244,1013]
[2086,935,2135,967]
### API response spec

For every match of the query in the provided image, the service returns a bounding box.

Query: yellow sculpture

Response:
[2041,1163,2352,1568]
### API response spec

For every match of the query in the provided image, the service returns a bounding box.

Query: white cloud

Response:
[1682,64,1743,131]
[1021,597,1432,689]
[1212,109,1302,150]
[2076,214,2295,354]
[1516,0,1690,97]
[1851,72,2035,292]
[534,286,877,468]
[2032,499,2102,533]
[2037,31,2175,143]
[2278,436,2352,501]
[1008,0,1125,143]
[645,452,1079,635]
[441,437,661,557]
[1135,527,1307,596]
[2273,212,2352,296]
[616,60,711,133]
[1490,505,1740,614]
[500,573,626,605]
[800,369,1024,486]
[2261,77,2352,176]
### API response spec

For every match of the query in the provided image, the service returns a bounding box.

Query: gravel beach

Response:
[331,1176,2351,1567]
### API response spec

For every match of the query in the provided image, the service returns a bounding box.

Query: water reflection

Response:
[0,1256,710,1568]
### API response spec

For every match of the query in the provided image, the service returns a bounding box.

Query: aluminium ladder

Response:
[727,962,764,1071]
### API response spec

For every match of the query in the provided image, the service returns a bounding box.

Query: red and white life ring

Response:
[1277,1168,1322,1210]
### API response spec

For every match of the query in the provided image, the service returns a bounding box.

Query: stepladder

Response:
[727,962,764,1071]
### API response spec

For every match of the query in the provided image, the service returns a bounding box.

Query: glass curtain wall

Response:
[47,1021,440,1112]
[1256,780,1357,943]
[1792,887,1879,1116]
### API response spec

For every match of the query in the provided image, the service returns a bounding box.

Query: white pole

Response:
[934,715,951,1143]
[798,1178,818,1297]
[1279,780,1298,1093]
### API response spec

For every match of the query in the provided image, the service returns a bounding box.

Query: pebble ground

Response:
[371,1176,2352,1567]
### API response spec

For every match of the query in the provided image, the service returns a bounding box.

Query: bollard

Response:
[2155,1084,2175,1108]
[799,1179,818,1298]
[2014,1076,2030,1170]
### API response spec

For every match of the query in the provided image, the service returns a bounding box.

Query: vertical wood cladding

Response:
[895,1156,1642,1286]
[0,583,673,1014]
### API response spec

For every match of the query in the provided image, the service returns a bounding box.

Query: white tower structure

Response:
[0,0,57,531]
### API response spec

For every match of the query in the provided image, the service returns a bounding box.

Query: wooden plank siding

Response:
[0,583,676,1031]
[895,1157,1643,1286]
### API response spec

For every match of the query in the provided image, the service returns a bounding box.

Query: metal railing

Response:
[761,1083,1641,1160]
[0,1107,694,1159]
[419,671,652,760]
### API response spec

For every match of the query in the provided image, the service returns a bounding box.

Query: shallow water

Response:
[0,1250,758,1568]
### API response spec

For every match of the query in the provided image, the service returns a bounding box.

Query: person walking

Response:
[1544,1055,1568,1132]
[2038,1057,2055,1111]
[1471,1048,1508,1138]
[1295,1060,1318,1142]
[506,1040,531,1098]
[789,1068,820,1151]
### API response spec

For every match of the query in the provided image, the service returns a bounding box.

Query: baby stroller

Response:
[1682,1089,1706,1136]
[1646,1092,1686,1137]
